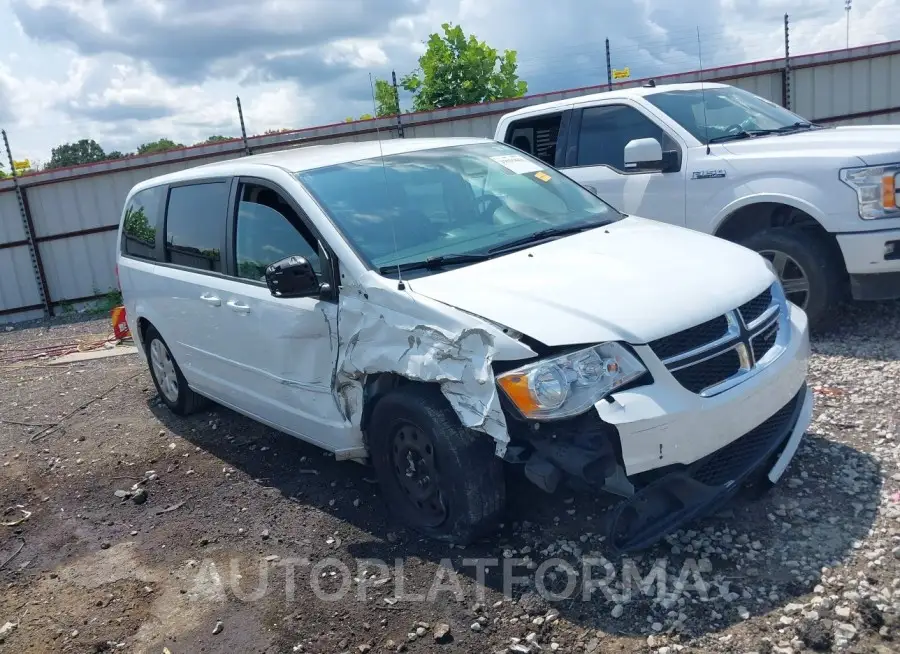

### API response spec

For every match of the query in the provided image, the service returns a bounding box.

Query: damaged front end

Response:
[501,379,812,555]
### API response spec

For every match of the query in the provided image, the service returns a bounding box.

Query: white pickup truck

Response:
[495,82,900,327]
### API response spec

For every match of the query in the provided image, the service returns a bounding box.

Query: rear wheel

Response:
[144,325,208,415]
[739,227,844,329]
[368,385,505,544]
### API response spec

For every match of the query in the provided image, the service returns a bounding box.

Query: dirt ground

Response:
[1,302,900,654]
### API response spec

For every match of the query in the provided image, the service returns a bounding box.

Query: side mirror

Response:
[265,256,321,298]
[624,137,663,171]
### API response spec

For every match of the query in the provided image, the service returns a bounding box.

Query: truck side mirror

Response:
[624,138,663,171]
[265,255,320,298]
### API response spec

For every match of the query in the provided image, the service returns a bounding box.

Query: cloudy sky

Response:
[0,0,897,165]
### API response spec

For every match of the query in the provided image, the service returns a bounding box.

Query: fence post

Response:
[236,96,252,155]
[605,38,612,91]
[2,129,52,318]
[391,71,405,138]
[783,13,792,109]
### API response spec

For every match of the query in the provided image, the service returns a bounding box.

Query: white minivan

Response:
[117,137,813,552]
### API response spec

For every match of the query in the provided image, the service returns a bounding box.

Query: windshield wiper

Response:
[773,121,820,133]
[378,252,491,275]
[488,220,609,254]
[709,122,821,144]
[707,129,774,144]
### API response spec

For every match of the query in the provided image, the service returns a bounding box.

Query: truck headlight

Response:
[840,164,900,220]
[497,343,646,420]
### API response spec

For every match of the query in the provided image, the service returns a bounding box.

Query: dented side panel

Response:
[334,283,537,457]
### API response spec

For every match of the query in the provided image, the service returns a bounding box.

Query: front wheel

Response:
[739,227,844,329]
[367,385,506,544]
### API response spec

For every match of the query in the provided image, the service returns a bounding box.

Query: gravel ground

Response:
[1,301,899,654]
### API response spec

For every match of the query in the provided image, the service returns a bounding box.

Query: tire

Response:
[367,384,506,544]
[739,227,843,329]
[144,324,208,416]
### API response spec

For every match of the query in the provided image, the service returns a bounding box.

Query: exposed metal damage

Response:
[335,293,511,455]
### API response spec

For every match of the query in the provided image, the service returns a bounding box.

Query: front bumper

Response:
[837,228,900,300]
[596,303,810,476]
[606,383,813,553]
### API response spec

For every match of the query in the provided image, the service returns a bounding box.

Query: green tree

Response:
[401,23,527,111]
[122,205,156,244]
[198,135,232,145]
[0,162,6,179]
[47,138,106,169]
[374,78,400,117]
[106,150,125,160]
[136,138,184,155]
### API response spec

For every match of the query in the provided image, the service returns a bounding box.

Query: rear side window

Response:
[164,182,228,272]
[121,186,164,261]
[504,113,563,166]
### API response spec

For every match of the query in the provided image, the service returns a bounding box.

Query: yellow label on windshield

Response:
[534,171,551,182]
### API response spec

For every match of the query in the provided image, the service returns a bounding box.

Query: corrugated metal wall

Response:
[2,40,899,321]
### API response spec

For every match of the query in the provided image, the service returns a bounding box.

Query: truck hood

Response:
[722,125,900,165]
[406,216,775,347]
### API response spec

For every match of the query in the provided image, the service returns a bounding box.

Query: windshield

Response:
[646,87,814,143]
[296,142,619,273]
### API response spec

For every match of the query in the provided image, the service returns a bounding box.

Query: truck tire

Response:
[739,227,843,329]
[144,324,209,416]
[367,384,506,544]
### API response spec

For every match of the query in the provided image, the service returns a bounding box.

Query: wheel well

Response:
[714,202,844,269]
[360,373,408,434]
[136,317,152,350]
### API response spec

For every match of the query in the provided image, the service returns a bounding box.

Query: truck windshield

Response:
[296,141,620,274]
[646,87,817,144]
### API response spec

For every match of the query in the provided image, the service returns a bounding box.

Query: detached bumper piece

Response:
[606,383,807,554]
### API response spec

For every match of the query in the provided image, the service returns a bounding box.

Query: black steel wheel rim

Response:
[390,422,448,527]
[759,249,811,309]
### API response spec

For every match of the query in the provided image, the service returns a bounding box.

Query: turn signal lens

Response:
[883,174,897,209]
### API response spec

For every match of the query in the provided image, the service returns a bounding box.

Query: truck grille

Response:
[649,285,782,396]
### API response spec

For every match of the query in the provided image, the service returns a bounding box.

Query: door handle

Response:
[200,293,221,306]
[226,299,251,314]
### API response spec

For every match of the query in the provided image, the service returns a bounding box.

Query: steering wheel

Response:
[476,194,504,219]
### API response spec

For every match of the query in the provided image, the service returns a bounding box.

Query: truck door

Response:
[560,103,687,226]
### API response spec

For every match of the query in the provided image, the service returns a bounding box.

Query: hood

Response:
[722,125,900,166]
[406,217,775,347]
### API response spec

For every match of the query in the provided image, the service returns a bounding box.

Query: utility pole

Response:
[605,38,612,91]
[236,96,252,155]
[783,13,792,110]
[845,0,852,49]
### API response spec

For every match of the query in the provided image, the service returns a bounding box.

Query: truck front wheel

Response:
[367,384,506,544]
[740,227,843,328]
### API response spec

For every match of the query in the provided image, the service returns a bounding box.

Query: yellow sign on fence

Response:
[612,67,631,80]
[12,159,30,172]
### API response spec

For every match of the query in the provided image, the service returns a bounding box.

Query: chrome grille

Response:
[649,315,728,360]
[650,284,783,396]
[739,286,773,325]
[671,349,742,394]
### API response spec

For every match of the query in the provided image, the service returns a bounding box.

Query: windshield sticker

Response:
[534,171,552,182]
[491,154,544,175]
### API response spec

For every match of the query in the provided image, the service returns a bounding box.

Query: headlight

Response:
[840,164,900,220]
[497,343,646,420]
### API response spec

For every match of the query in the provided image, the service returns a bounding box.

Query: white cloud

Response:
[0,0,895,165]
